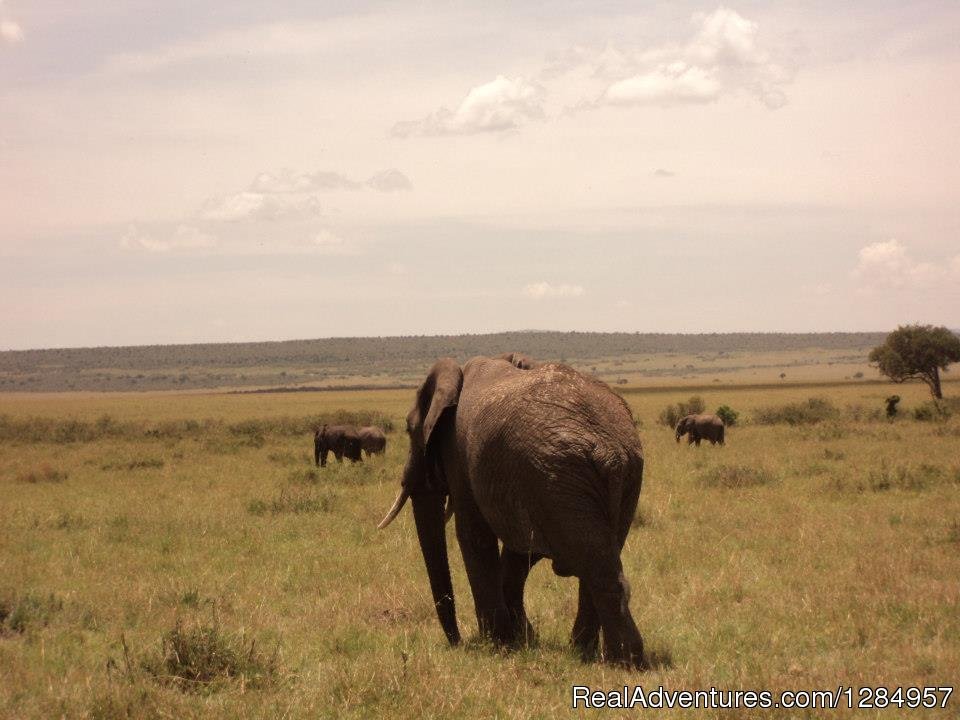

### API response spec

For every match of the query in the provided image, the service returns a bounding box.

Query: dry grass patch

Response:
[15,463,67,483]
[0,591,62,635]
[135,621,280,693]
[697,463,776,489]
[247,487,333,515]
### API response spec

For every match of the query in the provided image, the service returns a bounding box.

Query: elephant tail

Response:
[592,443,644,544]
[719,423,725,445]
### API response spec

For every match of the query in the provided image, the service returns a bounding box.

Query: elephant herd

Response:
[313,424,386,467]
[315,351,729,669]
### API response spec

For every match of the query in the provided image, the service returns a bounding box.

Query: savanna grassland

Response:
[1,373,959,718]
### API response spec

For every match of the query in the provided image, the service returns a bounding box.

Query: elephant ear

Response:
[420,359,463,451]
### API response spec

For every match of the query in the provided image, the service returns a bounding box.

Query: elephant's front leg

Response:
[454,506,513,644]
[500,548,542,645]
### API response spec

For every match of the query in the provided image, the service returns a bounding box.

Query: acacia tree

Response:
[869,324,960,399]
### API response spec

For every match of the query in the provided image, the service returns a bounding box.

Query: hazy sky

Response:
[2,1,958,349]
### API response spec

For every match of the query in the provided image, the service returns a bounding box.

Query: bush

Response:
[140,620,279,692]
[753,397,838,425]
[658,395,706,427]
[913,399,959,421]
[715,405,739,426]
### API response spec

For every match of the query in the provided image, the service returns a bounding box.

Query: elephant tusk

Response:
[444,496,454,524]
[377,488,410,529]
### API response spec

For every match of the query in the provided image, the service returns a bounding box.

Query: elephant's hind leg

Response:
[571,579,600,659]
[587,563,645,668]
[455,503,514,645]
[500,548,542,645]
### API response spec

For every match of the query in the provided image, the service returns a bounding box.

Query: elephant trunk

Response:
[412,491,461,645]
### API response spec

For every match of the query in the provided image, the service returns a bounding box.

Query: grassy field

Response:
[0,332,884,392]
[1,376,959,718]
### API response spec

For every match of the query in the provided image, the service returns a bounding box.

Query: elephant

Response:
[314,424,363,467]
[378,355,646,667]
[675,414,725,446]
[357,426,387,456]
[496,351,537,370]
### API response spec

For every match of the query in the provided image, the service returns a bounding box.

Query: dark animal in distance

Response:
[675,413,725,446]
[885,395,901,418]
[357,426,387,456]
[314,424,363,467]
[378,354,646,667]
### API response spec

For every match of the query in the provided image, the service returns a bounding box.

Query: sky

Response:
[1,1,959,349]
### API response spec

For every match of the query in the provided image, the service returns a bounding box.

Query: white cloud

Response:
[853,239,960,290]
[602,63,721,106]
[121,224,217,253]
[201,167,410,222]
[200,190,322,222]
[565,7,794,111]
[523,281,585,299]
[0,19,23,44]
[392,75,545,137]
[250,169,358,194]
[366,168,413,192]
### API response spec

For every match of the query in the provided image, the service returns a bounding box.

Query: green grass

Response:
[1,379,958,718]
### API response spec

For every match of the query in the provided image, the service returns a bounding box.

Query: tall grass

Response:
[1,380,958,718]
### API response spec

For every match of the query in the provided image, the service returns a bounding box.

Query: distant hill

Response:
[0,331,887,392]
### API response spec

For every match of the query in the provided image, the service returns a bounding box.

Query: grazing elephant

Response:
[314,424,363,467]
[496,351,537,370]
[675,414,725,446]
[378,355,646,667]
[357,426,387,456]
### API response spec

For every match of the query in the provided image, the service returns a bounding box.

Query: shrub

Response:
[715,405,739,426]
[658,395,706,427]
[912,399,959,421]
[753,397,839,425]
[140,620,278,692]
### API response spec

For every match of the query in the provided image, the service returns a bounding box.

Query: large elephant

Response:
[378,356,646,667]
[357,426,387,456]
[314,424,363,467]
[675,414,725,446]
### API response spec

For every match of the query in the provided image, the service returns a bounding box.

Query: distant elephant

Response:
[496,351,537,370]
[675,414,725,446]
[314,424,363,467]
[357,426,387,456]
[378,355,646,667]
